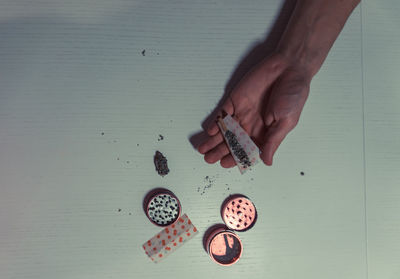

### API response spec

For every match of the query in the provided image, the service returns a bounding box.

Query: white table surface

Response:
[0,1,399,278]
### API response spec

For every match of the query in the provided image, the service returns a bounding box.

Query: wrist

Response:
[274,0,360,78]
[275,42,320,79]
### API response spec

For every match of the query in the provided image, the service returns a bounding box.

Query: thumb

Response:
[260,120,290,166]
[264,113,274,127]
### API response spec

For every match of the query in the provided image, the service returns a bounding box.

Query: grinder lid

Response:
[221,195,257,232]
[144,188,181,227]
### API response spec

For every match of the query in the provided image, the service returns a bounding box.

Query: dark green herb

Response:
[225,130,251,168]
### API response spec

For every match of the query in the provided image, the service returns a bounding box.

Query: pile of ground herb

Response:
[224,130,251,168]
[154,151,169,176]
[198,175,219,195]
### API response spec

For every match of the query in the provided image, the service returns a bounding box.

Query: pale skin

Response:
[198,0,361,167]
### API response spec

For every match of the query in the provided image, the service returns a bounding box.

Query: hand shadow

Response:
[188,0,297,151]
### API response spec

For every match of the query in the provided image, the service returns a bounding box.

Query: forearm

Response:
[277,0,360,77]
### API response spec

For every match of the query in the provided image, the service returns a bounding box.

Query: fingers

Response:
[260,120,292,166]
[206,97,234,136]
[220,154,236,168]
[204,142,230,164]
[198,134,235,167]
[199,97,233,166]
[198,132,224,154]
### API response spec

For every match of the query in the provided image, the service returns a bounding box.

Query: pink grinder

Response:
[206,195,257,266]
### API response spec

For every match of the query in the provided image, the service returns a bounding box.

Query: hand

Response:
[198,52,311,167]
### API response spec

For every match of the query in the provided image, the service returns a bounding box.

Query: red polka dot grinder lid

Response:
[221,194,257,232]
